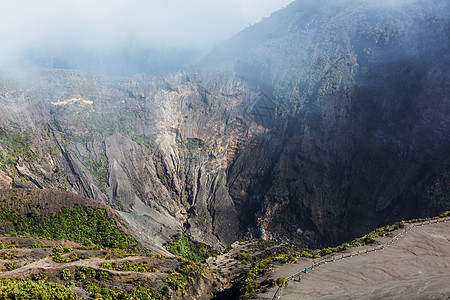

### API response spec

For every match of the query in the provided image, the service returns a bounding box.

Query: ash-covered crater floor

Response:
[258,221,450,300]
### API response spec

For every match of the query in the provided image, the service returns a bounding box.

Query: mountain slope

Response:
[0,0,448,250]
[0,189,226,299]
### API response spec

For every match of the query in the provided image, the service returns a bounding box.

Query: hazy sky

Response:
[0,0,293,69]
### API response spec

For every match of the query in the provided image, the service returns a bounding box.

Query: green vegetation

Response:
[235,252,253,265]
[407,211,450,224]
[164,231,213,263]
[276,277,286,287]
[185,138,203,152]
[118,114,155,151]
[30,243,53,249]
[99,262,112,269]
[157,173,168,187]
[289,213,450,259]
[82,155,108,194]
[51,246,80,263]
[100,260,158,273]
[58,269,72,280]
[75,267,110,281]
[0,128,36,177]
[163,261,204,296]
[32,272,48,282]
[50,106,114,143]
[228,245,323,298]
[0,204,138,251]
[0,251,16,260]
[82,280,172,300]
[231,258,271,299]
[249,240,275,250]
[280,220,408,260]
[0,242,15,249]
[5,262,18,271]
[0,278,78,299]
[50,114,112,194]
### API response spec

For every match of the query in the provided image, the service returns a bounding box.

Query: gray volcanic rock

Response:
[0,170,12,189]
[0,0,448,251]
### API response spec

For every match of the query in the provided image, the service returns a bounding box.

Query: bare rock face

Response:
[0,68,256,249]
[0,0,448,250]
[0,170,12,189]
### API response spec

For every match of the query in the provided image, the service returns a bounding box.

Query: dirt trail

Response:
[257,220,450,300]
[0,252,172,280]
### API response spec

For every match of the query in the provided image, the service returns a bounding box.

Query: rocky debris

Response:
[0,170,12,189]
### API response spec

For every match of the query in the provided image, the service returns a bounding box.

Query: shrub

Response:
[185,138,203,151]
[298,250,313,258]
[110,260,150,272]
[0,242,15,250]
[164,231,213,263]
[163,261,204,296]
[276,277,287,287]
[75,269,87,281]
[235,272,257,300]
[58,268,72,280]
[51,247,78,263]
[97,270,110,280]
[0,278,77,299]
[0,251,16,260]
[75,267,109,281]
[319,248,333,256]
[83,282,171,300]
[30,244,50,248]
[230,257,274,299]
[236,252,253,264]
[249,240,276,250]
[5,263,18,271]
[32,272,47,282]
[0,204,138,251]
[100,262,112,269]
[83,280,101,294]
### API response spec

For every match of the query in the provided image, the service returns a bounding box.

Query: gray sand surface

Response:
[258,221,450,300]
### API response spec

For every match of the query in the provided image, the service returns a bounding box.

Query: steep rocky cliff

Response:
[0,68,260,250]
[0,0,448,250]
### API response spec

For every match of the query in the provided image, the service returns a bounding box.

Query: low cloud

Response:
[0,0,292,72]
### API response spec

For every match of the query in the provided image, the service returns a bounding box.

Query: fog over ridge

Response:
[0,0,293,74]
[1,0,447,76]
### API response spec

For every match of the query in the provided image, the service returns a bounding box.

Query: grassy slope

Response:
[0,189,223,299]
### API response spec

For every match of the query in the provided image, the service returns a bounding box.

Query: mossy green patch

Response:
[0,277,77,299]
[164,231,213,263]
[0,204,137,251]
[163,261,204,296]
